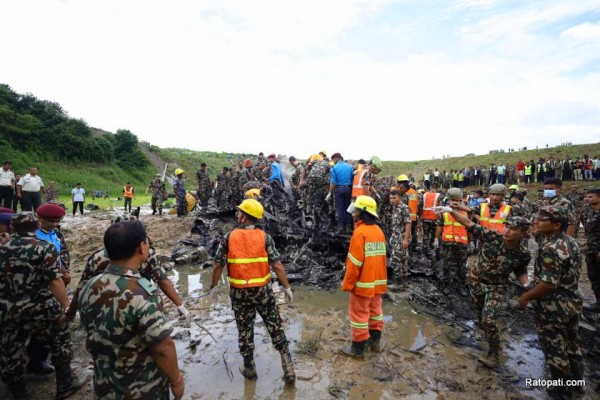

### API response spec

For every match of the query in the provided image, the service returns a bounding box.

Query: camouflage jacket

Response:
[467,225,530,286]
[307,160,330,181]
[214,225,280,267]
[542,195,577,226]
[148,179,166,198]
[0,232,62,321]
[581,204,600,254]
[566,191,584,211]
[534,232,582,305]
[196,170,212,188]
[78,264,172,400]
[290,164,305,187]
[215,173,231,192]
[389,203,411,240]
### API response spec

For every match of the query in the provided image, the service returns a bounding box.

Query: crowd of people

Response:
[0,149,599,400]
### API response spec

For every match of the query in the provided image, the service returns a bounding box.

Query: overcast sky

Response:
[1,0,599,161]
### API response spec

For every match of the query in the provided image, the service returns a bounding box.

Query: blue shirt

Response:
[269,162,284,184]
[36,228,62,267]
[330,161,353,186]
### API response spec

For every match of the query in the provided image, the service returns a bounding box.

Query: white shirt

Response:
[17,174,44,192]
[71,187,85,202]
[0,169,15,186]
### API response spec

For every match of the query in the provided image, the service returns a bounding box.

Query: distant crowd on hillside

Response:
[414,154,599,190]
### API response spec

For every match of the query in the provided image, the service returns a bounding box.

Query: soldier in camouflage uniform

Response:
[215,167,232,208]
[582,187,600,311]
[173,168,187,217]
[210,199,295,384]
[305,158,330,216]
[537,178,577,237]
[509,192,530,219]
[0,212,83,399]
[375,176,393,237]
[78,221,184,400]
[146,174,166,215]
[518,206,584,399]
[439,205,531,360]
[435,188,470,296]
[388,189,412,286]
[66,217,188,320]
[288,156,304,206]
[195,163,213,207]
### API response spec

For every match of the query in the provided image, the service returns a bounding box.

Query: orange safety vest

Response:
[351,165,367,198]
[422,192,440,221]
[407,188,418,222]
[123,186,133,198]
[226,229,271,289]
[480,203,511,234]
[342,221,387,297]
[442,211,468,244]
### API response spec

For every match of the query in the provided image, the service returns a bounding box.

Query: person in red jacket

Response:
[340,195,387,359]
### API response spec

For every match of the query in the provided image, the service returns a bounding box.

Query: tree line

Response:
[0,84,148,171]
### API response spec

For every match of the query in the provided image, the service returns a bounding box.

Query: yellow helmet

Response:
[175,168,184,176]
[509,184,520,191]
[237,199,264,219]
[397,174,409,182]
[349,195,378,217]
[309,153,323,162]
[244,188,261,199]
[320,150,327,157]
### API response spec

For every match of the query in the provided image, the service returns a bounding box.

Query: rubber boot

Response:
[280,349,296,384]
[55,363,85,400]
[339,340,367,360]
[239,355,257,381]
[366,330,382,353]
[8,379,32,400]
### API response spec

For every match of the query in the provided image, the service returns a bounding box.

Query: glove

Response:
[469,242,475,252]
[432,206,453,214]
[325,193,331,202]
[283,286,293,303]
[177,305,190,321]
[433,238,439,249]
[210,286,220,303]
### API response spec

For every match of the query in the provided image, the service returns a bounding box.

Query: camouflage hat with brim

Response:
[505,216,531,230]
[537,205,567,221]
[11,211,38,227]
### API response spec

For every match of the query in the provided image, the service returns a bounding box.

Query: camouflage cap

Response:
[537,205,567,221]
[447,187,463,199]
[505,216,531,230]
[11,211,38,227]
[489,183,506,194]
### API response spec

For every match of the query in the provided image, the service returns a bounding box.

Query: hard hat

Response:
[509,184,520,191]
[320,150,327,157]
[370,156,383,170]
[236,199,264,219]
[489,183,506,194]
[244,188,261,199]
[175,168,184,176]
[447,187,463,199]
[397,174,409,182]
[309,154,323,162]
[348,195,378,217]
[418,189,425,194]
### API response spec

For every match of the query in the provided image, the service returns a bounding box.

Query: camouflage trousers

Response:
[151,195,164,214]
[469,283,505,348]
[198,184,212,207]
[421,220,437,250]
[533,298,584,380]
[0,304,72,384]
[389,233,408,282]
[441,243,468,286]
[216,189,231,208]
[305,177,328,212]
[230,283,288,358]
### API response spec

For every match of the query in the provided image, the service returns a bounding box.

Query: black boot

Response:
[366,330,382,353]
[280,348,296,384]
[55,363,84,400]
[239,355,257,381]
[8,379,32,400]
[339,340,367,360]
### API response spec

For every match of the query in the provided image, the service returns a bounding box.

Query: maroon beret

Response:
[331,152,342,159]
[268,153,276,159]
[36,204,66,220]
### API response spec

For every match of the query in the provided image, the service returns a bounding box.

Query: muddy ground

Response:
[1,205,598,400]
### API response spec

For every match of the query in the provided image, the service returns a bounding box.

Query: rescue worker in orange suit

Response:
[209,199,296,384]
[340,195,387,359]
[396,176,420,252]
[351,159,367,200]
[421,183,441,254]
[122,182,134,213]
